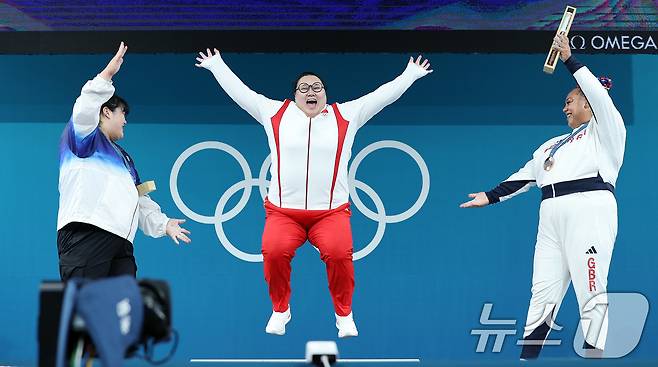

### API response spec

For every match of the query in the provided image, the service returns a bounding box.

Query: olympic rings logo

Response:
[169,140,430,262]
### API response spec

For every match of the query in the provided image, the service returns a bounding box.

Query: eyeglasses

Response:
[296,82,324,93]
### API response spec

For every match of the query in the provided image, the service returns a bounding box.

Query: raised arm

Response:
[196,48,281,124]
[554,34,626,166]
[70,42,126,138]
[460,158,537,208]
[339,55,432,127]
[138,195,191,244]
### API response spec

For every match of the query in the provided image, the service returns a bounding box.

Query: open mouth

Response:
[306,98,317,107]
[566,113,572,119]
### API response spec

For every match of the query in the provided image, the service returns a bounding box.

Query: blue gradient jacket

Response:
[57,75,168,242]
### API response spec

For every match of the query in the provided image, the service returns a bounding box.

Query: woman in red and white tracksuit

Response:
[196,49,431,337]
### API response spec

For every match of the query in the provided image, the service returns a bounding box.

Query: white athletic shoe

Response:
[265,306,291,335]
[335,312,358,338]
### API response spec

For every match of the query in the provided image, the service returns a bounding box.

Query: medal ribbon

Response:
[547,123,588,160]
[110,142,141,185]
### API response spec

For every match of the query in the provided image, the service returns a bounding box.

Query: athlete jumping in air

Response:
[197,49,431,337]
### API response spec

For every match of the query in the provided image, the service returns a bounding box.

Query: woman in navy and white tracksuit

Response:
[461,34,625,359]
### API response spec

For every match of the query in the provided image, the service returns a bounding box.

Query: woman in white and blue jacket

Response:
[57,42,191,281]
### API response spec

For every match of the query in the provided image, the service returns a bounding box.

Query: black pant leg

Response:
[57,222,135,281]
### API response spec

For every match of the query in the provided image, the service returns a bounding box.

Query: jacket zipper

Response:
[126,200,138,240]
[305,117,312,209]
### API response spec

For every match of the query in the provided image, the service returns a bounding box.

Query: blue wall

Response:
[0,52,655,365]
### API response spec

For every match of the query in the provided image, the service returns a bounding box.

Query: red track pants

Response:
[262,199,354,316]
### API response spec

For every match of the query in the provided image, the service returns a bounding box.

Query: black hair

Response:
[571,86,585,98]
[101,94,130,116]
[292,71,326,96]
[571,76,613,97]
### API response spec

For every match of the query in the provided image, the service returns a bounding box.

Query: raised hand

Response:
[99,42,128,81]
[408,54,433,73]
[552,33,572,62]
[166,218,191,245]
[459,192,490,208]
[195,48,220,67]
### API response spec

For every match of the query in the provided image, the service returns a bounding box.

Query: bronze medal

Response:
[544,156,555,171]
